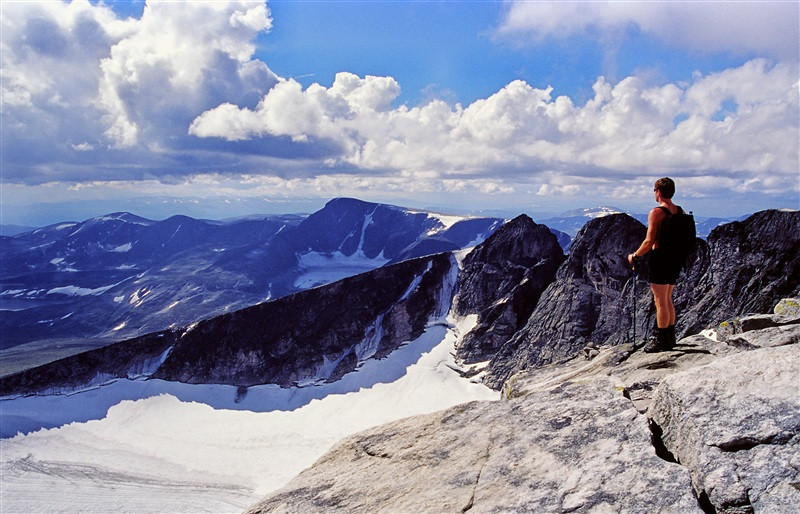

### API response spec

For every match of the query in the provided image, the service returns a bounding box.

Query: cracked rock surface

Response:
[246,380,698,513]
[649,343,800,513]
[246,310,799,514]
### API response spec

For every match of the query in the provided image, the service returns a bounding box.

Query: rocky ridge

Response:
[246,299,800,514]
[473,209,798,389]
[481,213,647,388]
[454,215,565,365]
[0,253,456,395]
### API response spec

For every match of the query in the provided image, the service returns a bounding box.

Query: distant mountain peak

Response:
[85,212,154,226]
[558,206,623,218]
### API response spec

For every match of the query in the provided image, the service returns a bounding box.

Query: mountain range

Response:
[1,200,797,513]
[3,207,796,399]
[0,198,742,378]
[0,198,504,374]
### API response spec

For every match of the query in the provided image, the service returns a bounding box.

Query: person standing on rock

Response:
[628,177,683,352]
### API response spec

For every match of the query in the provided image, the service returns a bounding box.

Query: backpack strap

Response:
[658,206,683,216]
[656,206,673,246]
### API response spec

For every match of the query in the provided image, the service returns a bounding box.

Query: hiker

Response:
[628,177,685,352]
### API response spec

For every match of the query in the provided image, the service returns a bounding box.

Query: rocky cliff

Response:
[246,299,800,514]
[482,213,648,387]
[674,209,800,336]
[482,209,798,388]
[454,215,564,364]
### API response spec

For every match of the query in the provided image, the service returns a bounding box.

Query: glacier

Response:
[0,314,498,513]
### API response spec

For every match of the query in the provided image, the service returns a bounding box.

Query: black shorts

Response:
[649,249,680,285]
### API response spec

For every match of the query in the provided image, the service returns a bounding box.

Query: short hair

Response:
[655,177,675,199]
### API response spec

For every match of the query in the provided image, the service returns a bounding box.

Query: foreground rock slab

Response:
[246,380,699,513]
[649,344,800,513]
[245,308,800,514]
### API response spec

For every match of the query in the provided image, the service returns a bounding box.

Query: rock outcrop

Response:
[454,215,564,364]
[674,209,800,337]
[650,343,800,513]
[246,302,800,514]
[483,213,647,388]
[247,380,699,514]
[482,209,799,389]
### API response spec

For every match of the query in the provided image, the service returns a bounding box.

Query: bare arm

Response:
[628,208,665,264]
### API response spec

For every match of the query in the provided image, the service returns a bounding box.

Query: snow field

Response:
[1,314,498,513]
[292,249,389,289]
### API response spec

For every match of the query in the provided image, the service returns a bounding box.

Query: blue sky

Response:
[1,0,798,226]
[263,1,756,107]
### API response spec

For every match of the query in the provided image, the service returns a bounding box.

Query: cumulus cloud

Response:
[1,0,278,183]
[497,1,799,61]
[98,0,276,147]
[2,0,797,214]
[191,60,799,196]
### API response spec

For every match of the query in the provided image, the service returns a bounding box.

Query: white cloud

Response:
[498,1,799,60]
[98,0,277,147]
[2,0,797,216]
[191,59,799,197]
[1,0,278,176]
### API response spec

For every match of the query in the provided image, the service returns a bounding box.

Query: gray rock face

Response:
[454,215,564,364]
[482,209,799,389]
[246,304,800,514]
[676,209,800,337]
[484,213,647,388]
[247,381,699,514]
[649,344,800,513]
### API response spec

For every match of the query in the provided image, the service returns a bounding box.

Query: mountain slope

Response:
[0,252,457,396]
[0,199,502,375]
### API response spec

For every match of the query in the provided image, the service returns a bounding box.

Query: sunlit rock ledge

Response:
[246,301,800,514]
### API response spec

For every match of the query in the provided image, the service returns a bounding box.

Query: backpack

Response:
[657,206,697,269]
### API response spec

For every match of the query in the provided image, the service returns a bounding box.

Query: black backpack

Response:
[658,206,697,269]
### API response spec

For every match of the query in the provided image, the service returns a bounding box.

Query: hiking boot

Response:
[667,325,677,348]
[643,327,672,353]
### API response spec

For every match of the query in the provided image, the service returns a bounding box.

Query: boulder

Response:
[774,298,800,317]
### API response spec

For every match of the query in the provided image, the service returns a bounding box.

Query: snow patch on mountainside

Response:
[110,243,132,252]
[293,250,390,289]
[46,284,116,296]
[423,211,468,236]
